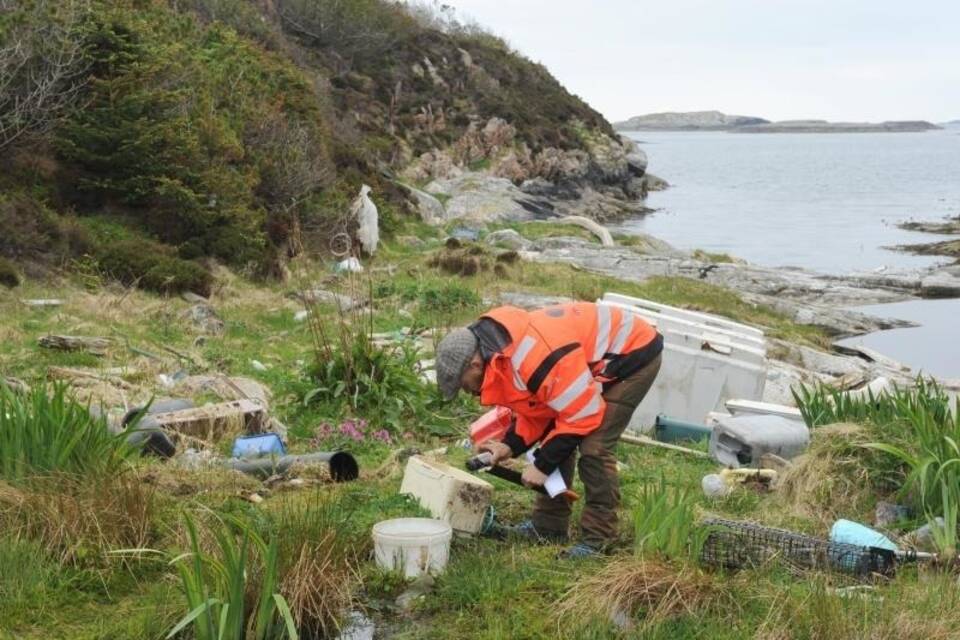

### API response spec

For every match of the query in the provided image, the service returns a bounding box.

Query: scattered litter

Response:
[38,334,111,356]
[709,414,809,467]
[139,398,266,442]
[654,414,711,443]
[702,468,777,499]
[241,492,265,504]
[830,519,898,552]
[702,474,733,499]
[20,298,63,307]
[353,184,379,255]
[231,432,286,459]
[700,518,897,577]
[829,585,883,602]
[336,611,375,640]
[372,517,452,578]
[336,257,364,273]
[294,309,309,322]
[469,406,513,445]
[226,451,359,482]
[725,398,804,422]
[250,359,268,372]
[619,432,710,458]
[400,456,493,534]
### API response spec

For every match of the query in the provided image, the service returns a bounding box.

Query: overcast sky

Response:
[442,0,959,123]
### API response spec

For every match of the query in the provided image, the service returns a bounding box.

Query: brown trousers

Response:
[531,353,662,547]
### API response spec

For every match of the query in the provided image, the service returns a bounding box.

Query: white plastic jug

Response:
[372,518,452,578]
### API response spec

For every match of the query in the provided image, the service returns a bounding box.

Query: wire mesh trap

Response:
[699,518,897,578]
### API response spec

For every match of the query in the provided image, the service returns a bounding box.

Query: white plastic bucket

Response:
[372,518,452,578]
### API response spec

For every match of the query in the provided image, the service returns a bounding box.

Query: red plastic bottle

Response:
[468,406,513,445]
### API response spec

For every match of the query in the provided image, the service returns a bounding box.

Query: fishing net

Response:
[699,518,897,578]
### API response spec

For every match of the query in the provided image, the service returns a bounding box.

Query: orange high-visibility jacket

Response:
[472,302,662,474]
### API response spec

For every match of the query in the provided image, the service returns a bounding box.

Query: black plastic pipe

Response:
[225,451,359,482]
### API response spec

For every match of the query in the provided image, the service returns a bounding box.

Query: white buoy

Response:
[353,184,379,255]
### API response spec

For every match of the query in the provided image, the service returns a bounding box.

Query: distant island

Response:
[614,111,769,131]
[615,111,942,133]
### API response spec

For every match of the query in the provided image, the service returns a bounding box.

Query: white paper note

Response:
[526,449,569,498]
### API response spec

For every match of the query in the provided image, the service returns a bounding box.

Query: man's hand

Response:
[477,439,512,465]
[521,464,548,488]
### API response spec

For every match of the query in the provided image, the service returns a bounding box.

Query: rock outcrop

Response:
[404,118,655,225]
[514,234,960,337]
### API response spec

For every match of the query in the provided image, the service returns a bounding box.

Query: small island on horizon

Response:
[615,110,942,133]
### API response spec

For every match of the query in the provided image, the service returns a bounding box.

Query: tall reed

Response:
[0,383,136,483]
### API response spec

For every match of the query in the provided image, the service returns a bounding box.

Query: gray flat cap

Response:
[435,327,478,400]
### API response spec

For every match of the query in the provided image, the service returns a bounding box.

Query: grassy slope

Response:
[1,229,950,640]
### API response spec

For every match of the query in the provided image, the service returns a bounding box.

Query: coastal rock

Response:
[642,173,669,191]
[425,174,535,223]
[521,238,925,338]
[619,136,648,174]
[485,229,532,251]
[920,272,960,298]
[406,185,447,223]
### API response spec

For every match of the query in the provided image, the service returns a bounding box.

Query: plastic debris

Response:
[353,184,379,255]
[702,473,733,499]
[336,257,364,273]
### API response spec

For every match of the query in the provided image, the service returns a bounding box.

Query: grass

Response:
[0,230,939,639]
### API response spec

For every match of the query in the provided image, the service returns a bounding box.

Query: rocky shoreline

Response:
[485,231,960,401]
[891,216,960,261]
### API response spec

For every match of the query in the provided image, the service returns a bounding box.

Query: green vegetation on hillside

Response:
[0,0,616,293]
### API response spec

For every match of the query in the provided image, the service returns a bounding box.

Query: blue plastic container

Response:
[829,519,898,552]
[231,433,286,459]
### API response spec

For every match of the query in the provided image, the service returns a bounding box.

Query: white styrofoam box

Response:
[602,293,765,340]
[400,456,493,534]
[603,300,766,351]
[602,294,768,434]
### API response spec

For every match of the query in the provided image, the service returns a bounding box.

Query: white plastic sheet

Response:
[353,184,379,255]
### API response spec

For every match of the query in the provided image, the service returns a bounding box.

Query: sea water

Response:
[617,129,960,377]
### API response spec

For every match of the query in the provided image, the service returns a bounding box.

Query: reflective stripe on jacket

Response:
[474,302,661,472]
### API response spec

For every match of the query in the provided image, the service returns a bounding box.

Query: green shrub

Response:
[0,256,20,288]
[0,192,90,266]
[0,383,137,483]
[97,238,214,296]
